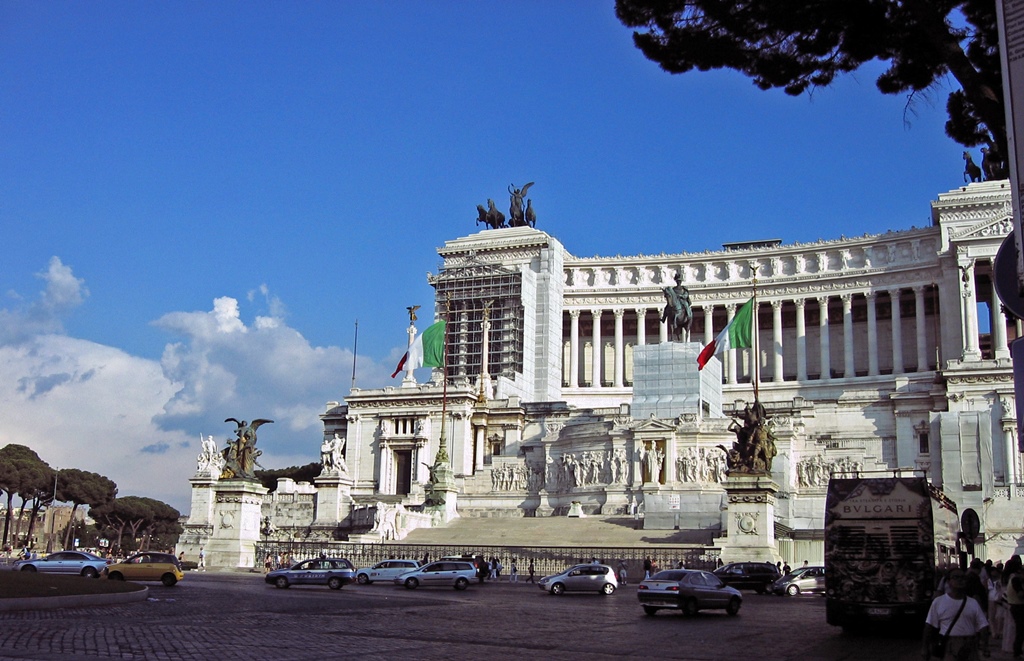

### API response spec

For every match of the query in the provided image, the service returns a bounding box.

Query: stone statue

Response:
[484,199,506,229]
[963,151,982,183]
[321,433,348,475]
[718,402,776,475]
[197,434,226,475]
[661,272,693,342]
[525,199,537,227]
[508,182,534,226]
[221,418,273,480]
[406,305,420,322]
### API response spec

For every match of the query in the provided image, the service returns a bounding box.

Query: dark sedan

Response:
[638,569,743,616]
[712,562,781,593]
[265,557,356,590]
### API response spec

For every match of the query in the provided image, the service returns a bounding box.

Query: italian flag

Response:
[391,320,446,378]
[697,298,755,370]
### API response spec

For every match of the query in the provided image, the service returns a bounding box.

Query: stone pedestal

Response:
[312,472,354,526]
[631,343,722,420]
[714,474,782,564]
[206,479,268,569]
[424,464,459,525]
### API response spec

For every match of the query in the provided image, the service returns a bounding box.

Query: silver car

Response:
[394,560,477,590]
[13,550,110,578]
[771,565,825,596]
[538,563,618,595]
[637,569,742,616]
[356,559,421,585]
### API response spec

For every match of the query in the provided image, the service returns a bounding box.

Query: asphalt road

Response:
[0,572,951,660]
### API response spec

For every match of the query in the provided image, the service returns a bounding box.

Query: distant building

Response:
[318,181,1021,562]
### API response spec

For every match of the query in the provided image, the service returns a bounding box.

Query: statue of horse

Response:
[486,199,506,229]
[476,204,488,227]
[660,274,692,342]
[964,151,982,183]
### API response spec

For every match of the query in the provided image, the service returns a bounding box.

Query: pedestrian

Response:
[922,568,989,661]
[198,547,205,571]
[527,559,535,583]
[494,557,502,581]
[643,556,652,580]
[177,551,184,564]
[618,559,628,586]
[965,558,991,656]
[264,554,273,574]
[650,558,659,577]
[422,552,429,565]
[987,565,1005,642]
[1004,555,1024,658]
[783,561,792,575]
[510,559,518,583]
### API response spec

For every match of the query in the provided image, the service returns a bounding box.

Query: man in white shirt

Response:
[922,568,989,660]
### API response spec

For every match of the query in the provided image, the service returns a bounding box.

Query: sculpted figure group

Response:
[475,182,538,229]
[718,402,777,475]
[220,418,273,480]
[320,433,348,475]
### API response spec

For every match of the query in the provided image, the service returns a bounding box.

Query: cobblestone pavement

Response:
[0,572,1016,661]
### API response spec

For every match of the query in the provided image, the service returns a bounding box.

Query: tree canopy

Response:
[615,0,1007,162]
[0,444,52,549]
[90,496,181,553]
[56,468,118,549]
[256,462,321,492]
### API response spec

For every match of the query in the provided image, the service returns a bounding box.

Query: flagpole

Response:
[752,267,760,403]
[350,319,358,390]
[436,297,451,464]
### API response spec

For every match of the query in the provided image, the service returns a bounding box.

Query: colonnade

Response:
[563,282,1008,388]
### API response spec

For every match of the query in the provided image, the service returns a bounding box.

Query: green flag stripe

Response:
[421,320,446,368]
[728,298,754,349]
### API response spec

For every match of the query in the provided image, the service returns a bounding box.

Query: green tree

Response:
[615,0,1007,161]
[56,468,117,549]
[0,445,52,549]
[255,462,321,491]
[89,496,180,554]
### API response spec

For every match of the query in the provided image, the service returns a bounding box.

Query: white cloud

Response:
[0,259,398,513]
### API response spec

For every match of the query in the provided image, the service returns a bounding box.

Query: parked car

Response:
[713,562,781,593]
[538,563,618,595]
[637,569,742,616]
[266,557,356,590]
[13,550,110,578]
[771,565,825,596]
[393,560,477,590]
[355,559,421,585]
[106,552,184,587]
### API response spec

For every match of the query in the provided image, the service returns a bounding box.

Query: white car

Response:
[393,560,477,590]
[539,563,618,595]
[355,559,421,585]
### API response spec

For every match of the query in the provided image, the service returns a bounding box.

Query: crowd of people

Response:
[924,555,1024,660]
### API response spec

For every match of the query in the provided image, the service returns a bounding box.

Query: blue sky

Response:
[0,2,966,510]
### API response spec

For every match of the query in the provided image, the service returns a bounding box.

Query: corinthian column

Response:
[591,309,602,387]
[569,310,580,388]
[726,303,737,384]
[614,309,625,388]
[866,292,879,376]
[842,293,855,378]
[914,286,929,370]
[795,298,807,381]
[959,259,980,360]
[771,300,783,382]
[817,296,830,380]
[635,308,647,347]
[890,289,903,375]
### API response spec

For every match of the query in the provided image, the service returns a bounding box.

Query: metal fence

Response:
[254,541,720,584]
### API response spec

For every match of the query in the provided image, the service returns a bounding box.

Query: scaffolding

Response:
[429,261,525,380]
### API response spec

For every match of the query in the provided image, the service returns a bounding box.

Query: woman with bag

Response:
[922,568,989,660]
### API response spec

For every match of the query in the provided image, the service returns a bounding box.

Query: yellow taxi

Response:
[105,552,184,586]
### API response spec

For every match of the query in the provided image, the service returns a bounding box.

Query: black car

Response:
[712,562,782,593]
